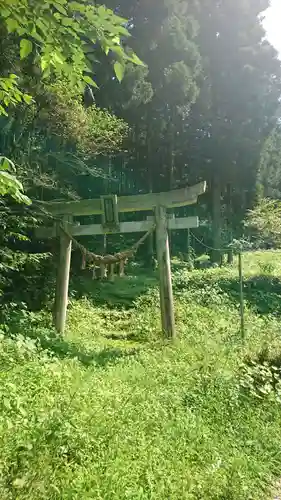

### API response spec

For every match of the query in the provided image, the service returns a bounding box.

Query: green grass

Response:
[1,251,281,499]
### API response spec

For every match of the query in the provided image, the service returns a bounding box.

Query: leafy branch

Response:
[0,0,144,104]
[0,157,31,204]
[246,198,281,245]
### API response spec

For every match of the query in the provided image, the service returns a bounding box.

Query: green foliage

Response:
[46,81,128,156]
[0,74,32,116]
[246,198,281,245]
[258,260,276,275]
[0,3,281,495]
[239,359,281,401]
[181,0,281,251]
[114,61,125,83]
[0,251,53,311]
[258,126,281,199]
[0,0,140,206]
[1,252,281,498]
[93,0,281,258]
[0,0,142,100]
[0,156,31,204]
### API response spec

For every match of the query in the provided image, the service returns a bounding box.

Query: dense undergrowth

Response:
[1,251,281,499]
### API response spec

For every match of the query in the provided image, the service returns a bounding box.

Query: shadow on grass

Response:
[218,274,281,317]
[70,271,158,308]
[171,261,190,272]
[248,348,281,368]
[104,332,143,342]
[36,333,140,367]
[4,312,139,368]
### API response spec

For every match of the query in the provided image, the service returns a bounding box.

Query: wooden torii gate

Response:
[36,181,206,338]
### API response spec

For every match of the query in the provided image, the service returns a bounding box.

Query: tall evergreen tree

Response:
[96,0,202,192]
[182,0,281,260]
[258,126,281,199]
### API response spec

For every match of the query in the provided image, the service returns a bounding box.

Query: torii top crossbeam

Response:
[38,182,206,216]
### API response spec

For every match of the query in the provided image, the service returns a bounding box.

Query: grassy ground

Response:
[1,251,281,499]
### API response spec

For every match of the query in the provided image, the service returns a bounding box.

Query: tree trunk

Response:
[146,119,155,269]
[147,178,155,268]
[211,177,222,264]
[168,116,175,254]
[227,248,234,265]
[102,157,111,258]
[226,184,234,265]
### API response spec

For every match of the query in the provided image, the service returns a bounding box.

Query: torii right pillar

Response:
[155,205,175,339]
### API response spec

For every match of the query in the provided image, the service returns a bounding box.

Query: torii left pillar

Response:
[54,216,72,333]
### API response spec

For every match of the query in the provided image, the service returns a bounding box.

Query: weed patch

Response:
[1,251,281,498]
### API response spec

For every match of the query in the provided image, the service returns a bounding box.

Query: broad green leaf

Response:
[100,38,110,55]
[9,232,30,241]
[36,18,48,35]
[97,5,108,18]
[14,91,22,102]
[2,79,13,90]
[111,35,121,45]
[114,61,125,82]
[0,81,9,91]
[0,171,23,188]
[111,45,125,58]
[83,75,98,88]
[17,193,32,205]
[23,94,33,104]
[6,17,19,33]
[18,27,26,36]
[117,25,131,37]
[52,52,64,65]
[0,170,31,205]
[69,1,85,13]
[129,52,145,67]
[1,8,10,18]
[0,157,16,171]
[1,159,11,171]
[53,2,67,15]
[42,66,51,78]
[111,13,128,26]
[61,17,73,27]
[0,105,8,116]
[40,56,49,72]
[20,39,33,59]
